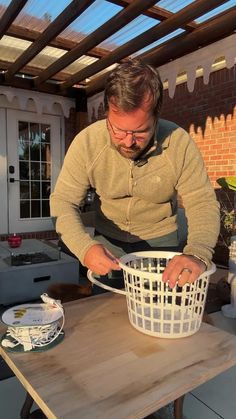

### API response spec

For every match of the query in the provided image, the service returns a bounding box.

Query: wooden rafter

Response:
[4,0,96,81]
[108,0,197,30]
[0,0,28,40]
[0,59,80,82]
[61,0,228,89]
[34,0,158,87]
[86,6,236,96]
[6,24,108,58]
[141,7,236,67]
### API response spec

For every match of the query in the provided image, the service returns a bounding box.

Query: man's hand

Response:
[84,244,121,275]
[162,254,206,288]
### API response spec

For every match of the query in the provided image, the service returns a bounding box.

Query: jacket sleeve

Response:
[172,132,220,267]
[50,132,100,264]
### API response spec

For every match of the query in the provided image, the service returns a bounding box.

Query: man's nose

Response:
[123,132,135,147]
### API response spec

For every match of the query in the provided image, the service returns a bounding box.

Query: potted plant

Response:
[216,176,236,317]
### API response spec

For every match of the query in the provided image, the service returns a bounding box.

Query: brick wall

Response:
[161,65,236,187]
[0,230,58,242]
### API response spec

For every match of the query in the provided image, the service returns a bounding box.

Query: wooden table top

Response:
[1,293,236,419]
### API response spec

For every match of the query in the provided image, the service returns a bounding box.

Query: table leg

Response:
[174,395,185,419]
[20,392,34,419]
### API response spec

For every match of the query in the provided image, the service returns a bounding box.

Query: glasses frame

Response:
[107,117,154,142]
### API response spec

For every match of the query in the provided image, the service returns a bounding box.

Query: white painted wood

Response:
[0,108,8,234]
[7,109,62,233]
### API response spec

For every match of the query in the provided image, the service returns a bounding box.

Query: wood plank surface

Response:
[1,293,236,419]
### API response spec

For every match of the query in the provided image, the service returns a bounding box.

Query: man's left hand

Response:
[162,254,206,288]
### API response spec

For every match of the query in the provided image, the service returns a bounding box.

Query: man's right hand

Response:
[83,244,121,275]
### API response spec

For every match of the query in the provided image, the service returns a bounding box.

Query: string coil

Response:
[1,294,64,352]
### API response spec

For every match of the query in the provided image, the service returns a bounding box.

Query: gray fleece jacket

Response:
[50,118,220,267]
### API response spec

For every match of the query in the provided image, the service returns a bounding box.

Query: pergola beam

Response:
[34,0,158,87]
[0,71,83,97]
[0,59,80,82]
[6,24,109,58]
[61,0,228,89]
[141,7,236,66]
[108,0,197,30]
[4,0,96,81]
[86,6,236,96]
[0,0,28,40]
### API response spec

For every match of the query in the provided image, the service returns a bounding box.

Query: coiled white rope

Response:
[1,294,64,352]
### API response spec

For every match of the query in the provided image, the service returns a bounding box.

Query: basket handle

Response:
[87,269,127,296]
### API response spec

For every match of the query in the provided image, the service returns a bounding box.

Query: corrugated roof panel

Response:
[133,28,185,57]
[87,63,118,82]
[29,46,66,70]
[157,0,194,13]
[195,0,236,23]
[0,35,31,63]
[99,15,159,50]
[63,55,98,75]
[14,0,72,32]
[0,0,11,19]
[60,0,122,43]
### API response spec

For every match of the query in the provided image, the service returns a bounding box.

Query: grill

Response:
[4,252,57,266]
[0,239,79,305]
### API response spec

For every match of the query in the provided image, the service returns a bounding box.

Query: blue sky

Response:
[1,0,235,52]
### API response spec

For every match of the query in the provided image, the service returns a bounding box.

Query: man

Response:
[50,59,219,288]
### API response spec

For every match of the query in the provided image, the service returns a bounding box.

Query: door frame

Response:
[0,108,8,234]
[7,109,63,233]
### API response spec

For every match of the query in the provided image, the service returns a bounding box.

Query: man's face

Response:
[107,101,156,160]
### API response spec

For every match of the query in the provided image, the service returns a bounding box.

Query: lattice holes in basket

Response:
[120,252,212,338]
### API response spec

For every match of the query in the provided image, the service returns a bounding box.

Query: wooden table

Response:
[1,293,236,419]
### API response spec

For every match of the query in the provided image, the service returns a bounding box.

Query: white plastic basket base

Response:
[128,304,202,338]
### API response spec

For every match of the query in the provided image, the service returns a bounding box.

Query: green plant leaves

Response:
[217,177,236,191]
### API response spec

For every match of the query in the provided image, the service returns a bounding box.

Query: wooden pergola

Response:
[0,0,235,98]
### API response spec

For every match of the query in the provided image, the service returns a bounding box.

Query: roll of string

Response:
[1,294,64,352]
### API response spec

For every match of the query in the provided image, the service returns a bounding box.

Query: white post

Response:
[222,236,236,318]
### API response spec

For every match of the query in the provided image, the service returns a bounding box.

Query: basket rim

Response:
[118,250,216,278]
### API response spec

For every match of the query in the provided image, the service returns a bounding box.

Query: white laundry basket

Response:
[88,251,216,338]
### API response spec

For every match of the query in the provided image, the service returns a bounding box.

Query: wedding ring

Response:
[181,268,192,274]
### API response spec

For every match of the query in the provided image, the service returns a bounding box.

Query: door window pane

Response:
[19,162,29,180]
[41,124,50,142]
[42,182,50,199]
[30,143,40,161]
[20,200,30,218]
[19,142,29,160]
[18,121,52,219]
[20,182,30,199]
[30,123,40,144]
[31,162,40,180]
[31,182,40,199]
[19,121,29,142]
[42,200,50,217]
[41,163,51,180]
[41,143,51,161]
[31,200,40,218]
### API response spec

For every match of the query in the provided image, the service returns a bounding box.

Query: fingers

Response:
[84,244,121,275]
[162,254,206,288]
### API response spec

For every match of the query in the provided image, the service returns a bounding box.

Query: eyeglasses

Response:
[107,117,154,142]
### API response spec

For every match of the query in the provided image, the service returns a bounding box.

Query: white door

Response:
[0,108,8,234]
[7,110,62,233]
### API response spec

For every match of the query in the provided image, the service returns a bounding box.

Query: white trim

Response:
[0,108,8,234]
[158,34,236,98]
[0,86,75,117]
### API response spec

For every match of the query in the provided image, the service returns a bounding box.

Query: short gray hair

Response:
[104,59,163,117]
